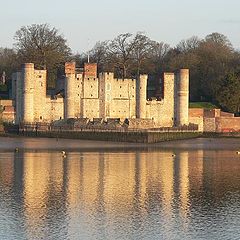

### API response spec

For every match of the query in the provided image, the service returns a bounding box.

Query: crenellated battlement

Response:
[12,62,189,128]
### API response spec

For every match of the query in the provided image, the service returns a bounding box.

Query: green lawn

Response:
[189,102,218,109]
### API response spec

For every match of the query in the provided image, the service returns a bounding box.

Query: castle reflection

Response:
[0,148,240,238]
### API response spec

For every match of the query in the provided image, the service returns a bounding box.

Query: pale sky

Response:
[1,0,240,52]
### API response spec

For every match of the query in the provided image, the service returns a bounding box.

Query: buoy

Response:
[172,154,176,157]
[236,151,240,155]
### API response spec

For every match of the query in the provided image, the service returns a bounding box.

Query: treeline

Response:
[0,24,239,113]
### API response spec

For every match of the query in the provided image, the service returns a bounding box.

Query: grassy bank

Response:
[189,102,218,109]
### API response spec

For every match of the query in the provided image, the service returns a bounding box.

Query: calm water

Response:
[0,138,240,240]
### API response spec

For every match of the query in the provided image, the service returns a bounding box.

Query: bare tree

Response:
[14,23,71,87]
[205,32,232,49]
[132,32,152,76]
[148,41,170,74]
[89,41,109,73]
[176,36,201,53]
[108,33,136,78]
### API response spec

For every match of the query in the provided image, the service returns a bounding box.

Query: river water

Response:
[0,137,240,240]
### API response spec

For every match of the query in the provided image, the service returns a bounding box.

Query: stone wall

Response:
[1,106,15,122]
[127,119,155,129]
[189,108,240,132]
[189,108,204,117]
[84,63,97,78]
[33,70,47,122]
[203,118,216,132]
[189,117,204,132]
[99,73,137,120]
[45,96,64,122]
[204,109,220,118]
[215,117,240,132]
[13,62,189,128]
[147,73,175,127]
[0,100,14,107]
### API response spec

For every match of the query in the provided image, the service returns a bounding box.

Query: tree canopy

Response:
[14,23,71,87]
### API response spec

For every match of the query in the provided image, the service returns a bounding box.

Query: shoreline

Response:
[0,136,239,152]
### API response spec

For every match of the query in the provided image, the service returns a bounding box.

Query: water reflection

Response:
[0,149,240,239]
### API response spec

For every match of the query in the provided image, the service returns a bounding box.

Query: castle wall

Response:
[109,78,136,119]
[99,74,136,120]
[84,63,97,78]
[215,117,240,132]
[33,70,47,122]
[82,99,99,119]
[0,100,14,107]
[74,73,83,118]
[147,73,175,127]
[64,62,76,119]
[14,62,191,128]
[45,97,64,122]
[188,108,204,132]
[99,73,108,119]
[81,76,99,119]
[101,72,113,118]
[22,63,35,122]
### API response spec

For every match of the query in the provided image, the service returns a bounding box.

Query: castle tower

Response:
[22,63,34,123]
[99,72,114,119]
[136,74,148,118]
[64,62,76,119]
[176,69,189,126]
[33,69,47,122]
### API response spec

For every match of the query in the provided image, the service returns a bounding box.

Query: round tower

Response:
[136,74,148,118]
[22,63,34,123]
[177,69,189,126]
[64,62,76,119]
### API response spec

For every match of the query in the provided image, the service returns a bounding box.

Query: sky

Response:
[1,0,240,53]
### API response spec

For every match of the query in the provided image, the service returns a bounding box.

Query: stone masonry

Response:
[11,62,190,127]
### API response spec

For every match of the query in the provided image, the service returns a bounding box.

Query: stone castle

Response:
[11,62,189,127]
